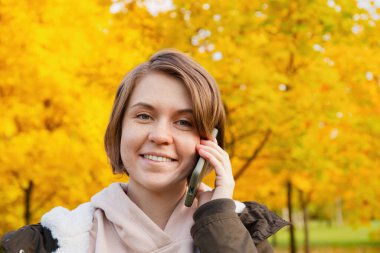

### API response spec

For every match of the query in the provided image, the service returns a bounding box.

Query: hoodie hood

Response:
[89,182,202,253]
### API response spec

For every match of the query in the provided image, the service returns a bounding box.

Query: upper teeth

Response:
[144,155,173,162]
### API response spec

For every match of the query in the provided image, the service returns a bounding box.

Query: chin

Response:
[139,177,187,193]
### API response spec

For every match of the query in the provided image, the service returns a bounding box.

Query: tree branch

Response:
[233,128,272,181]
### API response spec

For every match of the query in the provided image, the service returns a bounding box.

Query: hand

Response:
[195,138,235,206]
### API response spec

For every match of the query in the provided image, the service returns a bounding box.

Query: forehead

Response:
[127,72,193,111]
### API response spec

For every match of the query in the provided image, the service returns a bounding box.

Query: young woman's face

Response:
[120,72,200,192]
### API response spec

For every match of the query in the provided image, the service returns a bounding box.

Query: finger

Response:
[198,148,228,177]
[198,183,212,192]
[197,144,225,165]
[198,148,234,194]
[197,142,232,176]
[200,140,228,158]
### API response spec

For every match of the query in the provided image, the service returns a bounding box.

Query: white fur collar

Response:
[41,202,95,253]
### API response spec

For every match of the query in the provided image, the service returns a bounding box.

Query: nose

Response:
[148,122,174,145]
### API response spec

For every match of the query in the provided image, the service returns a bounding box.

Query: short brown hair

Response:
[104,49,226,174]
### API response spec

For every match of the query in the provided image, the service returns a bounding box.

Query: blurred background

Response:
[1,0,379,252]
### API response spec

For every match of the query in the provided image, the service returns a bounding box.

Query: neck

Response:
[126,181,187,229]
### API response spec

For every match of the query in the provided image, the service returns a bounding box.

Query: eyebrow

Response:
[130,102,193,114]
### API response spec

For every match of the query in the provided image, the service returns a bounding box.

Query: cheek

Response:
[180,137,200,169]
[120,127,139,166]
[120,140,128,164]
[119,137,130,170]
[181,143,199,182]
[185,152,198,172]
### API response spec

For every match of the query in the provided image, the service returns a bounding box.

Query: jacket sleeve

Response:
[191,199,275,253]
[1,223,58,253]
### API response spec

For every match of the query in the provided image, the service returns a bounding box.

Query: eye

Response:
[176,119,193,128]
[136,113,153,121]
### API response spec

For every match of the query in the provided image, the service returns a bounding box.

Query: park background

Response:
[1,0,379,252]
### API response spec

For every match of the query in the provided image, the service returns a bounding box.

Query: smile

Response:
[143,154,174,162]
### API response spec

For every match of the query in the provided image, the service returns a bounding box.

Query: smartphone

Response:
[184,128,218,207]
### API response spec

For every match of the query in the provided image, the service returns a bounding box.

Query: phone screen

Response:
[184,128,218,207]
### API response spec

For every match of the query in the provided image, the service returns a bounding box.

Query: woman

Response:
[1,49,288,253]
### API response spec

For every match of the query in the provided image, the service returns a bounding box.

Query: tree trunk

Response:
[287,181,296,253]
[299,190,310,253]
[24,180,34,224]
[335,197,344,226]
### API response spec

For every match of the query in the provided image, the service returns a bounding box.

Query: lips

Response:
[141,153,177,162]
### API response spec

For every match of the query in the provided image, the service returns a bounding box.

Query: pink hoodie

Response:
[88,183,203,253]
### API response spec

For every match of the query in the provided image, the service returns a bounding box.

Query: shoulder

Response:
[41,202,95,239]
[1,202,95,253]
[237,200,289,243]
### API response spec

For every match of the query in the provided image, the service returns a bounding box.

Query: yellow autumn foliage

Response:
[1,0,379,234]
